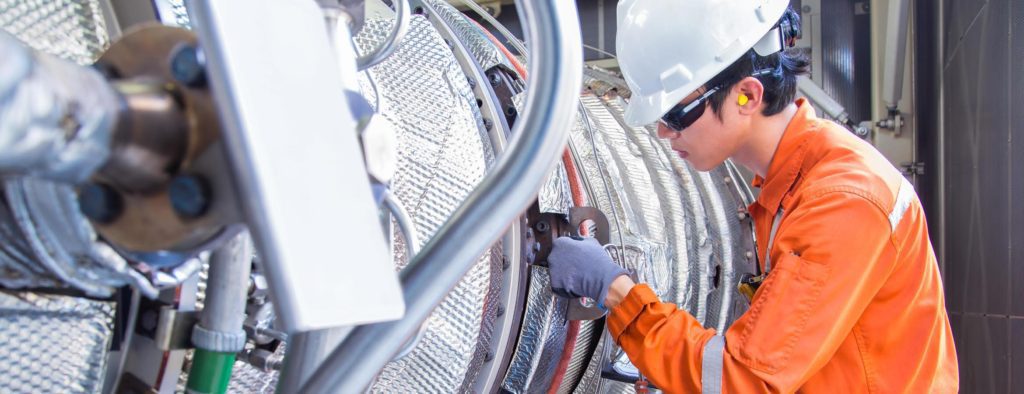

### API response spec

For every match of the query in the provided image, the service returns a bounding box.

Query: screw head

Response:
[170,44,206,87]
[535,221,550,233]
[78,183,123,224]
[505,105,518,118]
[489,73,502,86]
[169,175,211,219]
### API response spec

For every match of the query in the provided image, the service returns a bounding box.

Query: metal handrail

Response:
[457,0,528,58]
[299,0,583,391]
[357,0,411,70]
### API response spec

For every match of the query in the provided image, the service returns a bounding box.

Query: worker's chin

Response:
[688,157,721,172]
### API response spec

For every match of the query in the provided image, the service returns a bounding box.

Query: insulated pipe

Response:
[881,0,910,110]
[796,76,849,124]
[458,0,529,58]
[186,231,253,394]
[300,0,583,391]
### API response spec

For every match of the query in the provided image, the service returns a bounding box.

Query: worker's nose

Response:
[656,122,678,140]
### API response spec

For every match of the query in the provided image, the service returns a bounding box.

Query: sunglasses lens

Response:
[661,98,707,131]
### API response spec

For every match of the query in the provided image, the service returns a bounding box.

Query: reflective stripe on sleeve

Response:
[701,334,726,394]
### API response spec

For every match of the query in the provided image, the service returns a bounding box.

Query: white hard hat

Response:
[616,0,791,127]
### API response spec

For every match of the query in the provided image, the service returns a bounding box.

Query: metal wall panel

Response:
[819,0,872,122]
[940,0,1023,391]
[1009,0,1024,319]
[943,0,987,66]
[1012,320,1024,392]
[942,0,1010,317]
[953,315,1010,393]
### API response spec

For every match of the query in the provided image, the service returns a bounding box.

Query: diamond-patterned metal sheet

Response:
[0,291,114,393]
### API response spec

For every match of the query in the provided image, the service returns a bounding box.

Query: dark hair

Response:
[705,7,810,117]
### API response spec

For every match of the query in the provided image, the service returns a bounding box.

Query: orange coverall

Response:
[607,99,959,393]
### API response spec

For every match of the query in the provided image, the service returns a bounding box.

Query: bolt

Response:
[476,98,484,108]
[501,256,511,270]
[170,43,206,87]
[467,76,477,89]
[802,5,812,13]
[496,305,505,317]
[489,73,502,87]
[482,118,493,131]
[140,309,158,332]
[535,221,550,233]
[78,183,123,224]
[484,351,494,362]
[169,174,211,219]
[505,105,518,118]
[443,38,453,49]
[723,176,732,184]
[745,251,754,260]
[413,6,426,15]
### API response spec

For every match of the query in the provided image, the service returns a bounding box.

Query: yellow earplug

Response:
[737,94,749,106]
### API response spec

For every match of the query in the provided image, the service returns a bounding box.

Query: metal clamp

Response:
[191,324,247,353]
[526,203,612,320]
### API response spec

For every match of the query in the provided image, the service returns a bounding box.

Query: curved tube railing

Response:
[300,0,583,391]
[357,0,411,70]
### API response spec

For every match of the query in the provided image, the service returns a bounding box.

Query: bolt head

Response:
[78,183,123,224]
[170,44,206,87]
[169,175,211,219]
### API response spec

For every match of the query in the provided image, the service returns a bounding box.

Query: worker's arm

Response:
[606,190,896,393]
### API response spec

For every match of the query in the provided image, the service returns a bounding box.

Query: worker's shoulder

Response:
[794,119,903,215]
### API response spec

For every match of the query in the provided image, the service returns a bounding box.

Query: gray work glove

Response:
[548,236,628,309]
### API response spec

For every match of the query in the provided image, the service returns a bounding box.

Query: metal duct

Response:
[425,0,512,73]
[502,267,570,392]
[354,15,505,393]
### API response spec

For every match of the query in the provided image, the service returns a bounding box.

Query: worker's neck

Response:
[732,103,799,178]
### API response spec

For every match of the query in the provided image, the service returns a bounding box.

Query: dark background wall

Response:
[923,0,1024,392]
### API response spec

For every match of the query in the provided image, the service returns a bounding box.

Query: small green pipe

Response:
[186,348,236,394]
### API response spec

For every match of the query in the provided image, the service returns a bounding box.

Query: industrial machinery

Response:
[0,0,757,392]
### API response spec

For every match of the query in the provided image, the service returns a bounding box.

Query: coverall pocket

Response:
[728,252,831,374]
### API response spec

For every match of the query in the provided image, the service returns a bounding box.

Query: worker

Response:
[546,1,959,392]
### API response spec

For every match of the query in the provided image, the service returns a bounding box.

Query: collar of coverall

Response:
[751,98,818,215]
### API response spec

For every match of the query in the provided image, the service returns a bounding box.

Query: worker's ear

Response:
[734,77,764,116]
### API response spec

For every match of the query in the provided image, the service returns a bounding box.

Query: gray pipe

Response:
[194,231,253,345]
[300,0,582,391]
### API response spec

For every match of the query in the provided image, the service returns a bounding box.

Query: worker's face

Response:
[656,87,746,171]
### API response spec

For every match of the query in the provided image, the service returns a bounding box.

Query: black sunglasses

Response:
[660,69,774,132]
[658,85,721,132]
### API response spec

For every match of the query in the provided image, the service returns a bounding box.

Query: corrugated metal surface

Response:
[0,0,109,65]
[818,0,872,123]
[0,291,114,394]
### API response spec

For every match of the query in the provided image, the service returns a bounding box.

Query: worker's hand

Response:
[547,236,628,309]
